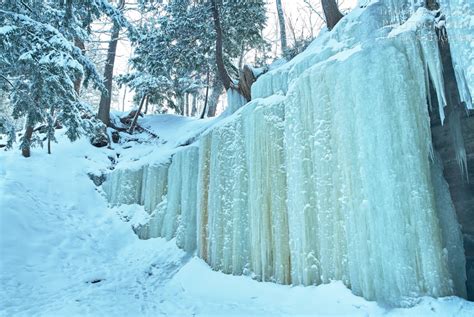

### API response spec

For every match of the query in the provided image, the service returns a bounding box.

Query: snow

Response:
[2,130,474,316]
[0,25,16,35]
[328,44,362,61]
[2,0,474,313]
[250,65,267,78]
[138,114,214,147]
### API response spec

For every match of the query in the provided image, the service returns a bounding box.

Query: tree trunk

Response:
[121,85,127,112]
[129,95,147,134]
[426,0,440,10]
[144,96,149,114]
[276,0,289,59]
[210,0,254,110]
[185,93,190,116]
[191,94,198,116]
[176,93,185,115]
[200,71,211,119]
[321,0,343,30]
[73,38,85,94]
[211,0,232,91]
[97,22,120,126]
[21,125,34,158]
[207,77,224,117]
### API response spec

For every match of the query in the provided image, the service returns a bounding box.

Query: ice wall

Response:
[103,163,169,239]
[439,0,474,109]
[283,31,465,303]
[171,146,199,252]
[102,146,199,248]
[195,96,291,283]
[103,2,469,306]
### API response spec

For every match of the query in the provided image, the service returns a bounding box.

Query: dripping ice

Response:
[102,0,470,307]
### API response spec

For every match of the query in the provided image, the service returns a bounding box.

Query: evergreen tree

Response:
[120,0,267,117]
[0,0,128,156]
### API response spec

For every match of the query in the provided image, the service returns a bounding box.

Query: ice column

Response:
[242,98,291,284]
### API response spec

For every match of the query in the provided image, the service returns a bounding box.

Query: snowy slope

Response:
[2,132,474,316]
[138,114,215,148]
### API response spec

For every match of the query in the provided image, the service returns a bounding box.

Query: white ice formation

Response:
[103,1,469,306]
[439,0,474,110]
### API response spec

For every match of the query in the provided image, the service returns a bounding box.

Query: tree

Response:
[119,0,213,116]
[211,0,267,104]
[121,0,267,118]
[321,0,343,30]
[211,0,231,91]
[0,0,126,157]
[97,0,126,127]
[276,0,289,60]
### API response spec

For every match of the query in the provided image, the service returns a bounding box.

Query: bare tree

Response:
[275,0,289,59]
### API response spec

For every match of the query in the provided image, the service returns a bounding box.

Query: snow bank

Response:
[102,1,469,306]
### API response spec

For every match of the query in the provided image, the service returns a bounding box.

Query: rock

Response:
[120,110,142,126]
[87,172,106,186]
[111,131,120,143]
[90,131,108,148]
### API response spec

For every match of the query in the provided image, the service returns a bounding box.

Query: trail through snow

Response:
[1,132,474,316]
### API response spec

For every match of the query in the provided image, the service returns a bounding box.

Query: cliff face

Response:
[430,0,474,299]
[103,1,472,306]
[431,112,474,299]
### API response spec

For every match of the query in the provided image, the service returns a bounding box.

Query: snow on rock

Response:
[138,114,215,148]
[101,0,472,308]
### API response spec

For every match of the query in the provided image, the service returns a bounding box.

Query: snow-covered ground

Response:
[1,127,474,316]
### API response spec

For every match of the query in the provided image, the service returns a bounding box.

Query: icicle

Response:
[454,64,473,110]
[196,133,212,263]
[242,98,291,284]
[430,151,467,298]
[419,27,448,124]
[222,88,247,116]
[175,147,199,252]
[448,108,469,181]
[424,61,433,112]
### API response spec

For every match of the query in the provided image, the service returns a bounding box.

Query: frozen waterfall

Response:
[102,1,469,306]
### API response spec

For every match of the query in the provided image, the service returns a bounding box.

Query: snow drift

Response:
[103,1,470,306]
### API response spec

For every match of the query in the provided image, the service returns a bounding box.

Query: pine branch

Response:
[0,75,14,88]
